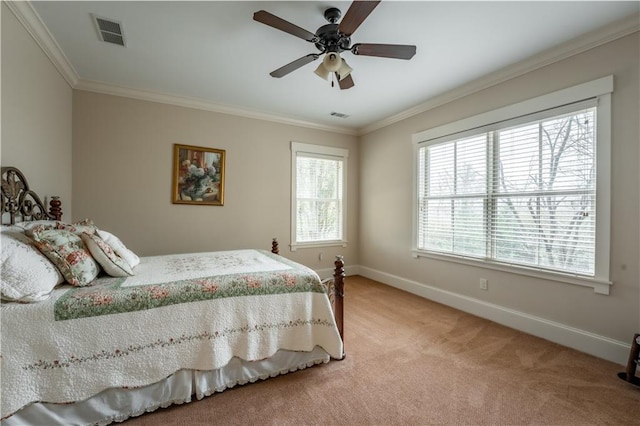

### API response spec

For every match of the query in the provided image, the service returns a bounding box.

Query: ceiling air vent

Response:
[330,112,350,119]
[92,14,126,47]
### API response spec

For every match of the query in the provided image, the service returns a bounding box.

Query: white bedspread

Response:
[0,250,343,419]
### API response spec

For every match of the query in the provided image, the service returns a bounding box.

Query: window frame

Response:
[290,142,348,251]
[412,76,613,294]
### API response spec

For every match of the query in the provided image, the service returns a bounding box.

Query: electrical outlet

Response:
[479,278,488,291]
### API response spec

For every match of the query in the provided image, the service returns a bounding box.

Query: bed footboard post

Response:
[333,255,345,357]
[271,238,279,255]
[620,333,640,385]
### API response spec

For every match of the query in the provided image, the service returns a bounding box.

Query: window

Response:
[291,142,348,250]
[413,76,612,294]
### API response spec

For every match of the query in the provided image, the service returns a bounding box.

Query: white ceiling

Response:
[29,1,640,133]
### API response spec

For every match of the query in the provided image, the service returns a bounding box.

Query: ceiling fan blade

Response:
[337,74,355,90]
[270,54,319,78]
[253,10,318,42]
[352,43,416,60]
[338,1,381,36]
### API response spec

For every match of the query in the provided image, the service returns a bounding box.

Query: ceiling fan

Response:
[253,0,416,90]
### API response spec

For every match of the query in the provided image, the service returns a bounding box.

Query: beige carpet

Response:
[125,276,639,425]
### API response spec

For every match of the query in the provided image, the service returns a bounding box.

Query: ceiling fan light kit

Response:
[315,55,353,84]
[253,0,416,90]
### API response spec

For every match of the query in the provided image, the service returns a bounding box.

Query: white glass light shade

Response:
[323,52,341,72]
[337,59,353,81]
[314,63,331,80]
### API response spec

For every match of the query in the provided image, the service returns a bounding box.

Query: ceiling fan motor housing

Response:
[315,23,351,53]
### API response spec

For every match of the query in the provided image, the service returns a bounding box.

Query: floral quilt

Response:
[54,250,326,320]
[0,250,343,419]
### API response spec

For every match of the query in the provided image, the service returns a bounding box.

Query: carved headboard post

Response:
[271,238,279,255]
[49,196,63,221]
[1,166,62,224]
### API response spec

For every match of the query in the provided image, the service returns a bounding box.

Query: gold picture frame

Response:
[172,144,225,206]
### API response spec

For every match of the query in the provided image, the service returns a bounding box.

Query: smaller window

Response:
[291,142,348,250]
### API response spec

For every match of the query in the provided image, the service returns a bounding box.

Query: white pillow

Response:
[1,224,23,233]
[81,232,133,277]
[97,230,140,268]
[1,228,64,302]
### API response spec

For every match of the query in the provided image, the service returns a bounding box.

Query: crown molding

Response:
[7,0,354,135]
[9,0,637,137]
[74,79,358,136]
[5,0,79,87]
[359,12,640,135]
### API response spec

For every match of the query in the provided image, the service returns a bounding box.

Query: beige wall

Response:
[72,91,359,270]
[359,33,640,344]
[4,0,638,360]
[1,2,73,218]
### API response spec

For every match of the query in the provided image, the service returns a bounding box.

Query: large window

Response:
[291,142,348,250]
[413,77,612,294]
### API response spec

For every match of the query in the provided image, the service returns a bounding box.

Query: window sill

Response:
[290,241,348,251]
[411,250,612,295]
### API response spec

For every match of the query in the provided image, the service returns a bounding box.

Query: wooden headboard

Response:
[1,166,62,225]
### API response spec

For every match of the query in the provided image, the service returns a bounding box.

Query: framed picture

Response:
[172,144,225,206]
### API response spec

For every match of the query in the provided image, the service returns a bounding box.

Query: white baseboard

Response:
[314,267,337,280]
[313,264,361,281]
[356,266,630,366]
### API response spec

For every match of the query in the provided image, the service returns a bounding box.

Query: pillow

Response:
[81,232,133,277]
[15,220,65,232]
[19,219,97,237]
[1,229,64,302]
[97,229,140,268]
[1,224,24,233]
[31,228,100,287]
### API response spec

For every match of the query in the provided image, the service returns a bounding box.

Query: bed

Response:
[0,166,345,425]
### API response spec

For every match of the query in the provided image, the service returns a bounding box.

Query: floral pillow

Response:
[19,219,97,237]
[1,227,64,302]
[81,232,133,277]
[97,229,140,268]
[31,228,100,287]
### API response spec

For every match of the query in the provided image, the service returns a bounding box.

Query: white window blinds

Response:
[418,133,488,257]
[493,108,596,275]
[417,101,598,276]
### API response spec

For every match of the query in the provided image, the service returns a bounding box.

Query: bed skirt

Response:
[3,346,331,426]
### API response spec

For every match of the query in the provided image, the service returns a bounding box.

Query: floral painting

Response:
[172,144,225,205]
